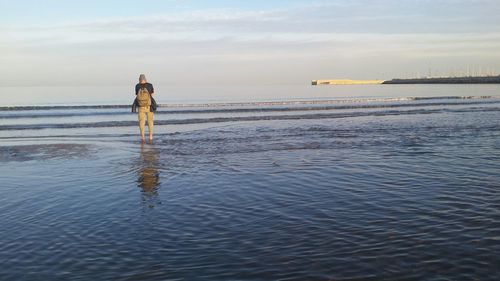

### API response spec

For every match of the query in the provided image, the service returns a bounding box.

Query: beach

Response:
[1,85,500,280]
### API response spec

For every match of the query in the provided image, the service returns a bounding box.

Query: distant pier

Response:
[311,79,384,85]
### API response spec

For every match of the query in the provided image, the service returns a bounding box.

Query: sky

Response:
[1,0,500,86]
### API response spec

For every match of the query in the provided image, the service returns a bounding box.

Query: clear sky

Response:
[1,0,500,86]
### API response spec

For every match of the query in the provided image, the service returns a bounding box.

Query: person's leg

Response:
[147,111,154,142]
[138,110,146,142]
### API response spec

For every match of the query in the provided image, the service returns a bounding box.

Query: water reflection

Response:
[137,143,161,208]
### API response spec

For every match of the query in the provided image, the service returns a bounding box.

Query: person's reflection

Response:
[137,143,161,208]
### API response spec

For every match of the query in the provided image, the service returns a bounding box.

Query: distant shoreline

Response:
[313,75,500,85]
[383,75,500,84]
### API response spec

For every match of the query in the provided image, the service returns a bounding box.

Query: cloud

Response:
[1,0,500,86]
[4,0,500,46]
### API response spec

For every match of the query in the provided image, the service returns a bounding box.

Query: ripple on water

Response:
[0,100,500,280]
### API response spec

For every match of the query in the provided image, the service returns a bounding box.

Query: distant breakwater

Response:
[312,79,384,85]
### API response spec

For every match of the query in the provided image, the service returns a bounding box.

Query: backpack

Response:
[137,87,151,107]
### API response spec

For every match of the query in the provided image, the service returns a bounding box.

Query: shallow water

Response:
[1,88,500,280]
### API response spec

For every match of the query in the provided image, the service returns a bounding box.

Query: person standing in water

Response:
[135,74,155,143]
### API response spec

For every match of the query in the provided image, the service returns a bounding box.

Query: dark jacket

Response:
[135,82,154,95]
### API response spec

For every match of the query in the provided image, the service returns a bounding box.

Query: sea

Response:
[1,84,499,280]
